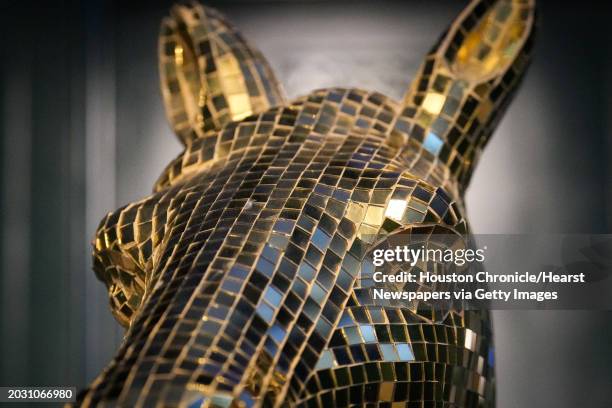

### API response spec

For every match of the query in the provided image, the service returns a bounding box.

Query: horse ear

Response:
[435,0,536,84]
[159,2,286,145]
[393,0,536,190]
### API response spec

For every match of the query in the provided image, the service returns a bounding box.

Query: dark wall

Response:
[0,0,89,387]
[0,1,611,406]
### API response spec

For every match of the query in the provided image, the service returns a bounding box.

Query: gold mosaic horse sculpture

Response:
[80,0,535,406]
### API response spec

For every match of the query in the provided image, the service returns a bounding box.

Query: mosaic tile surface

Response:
[80,0,535,406]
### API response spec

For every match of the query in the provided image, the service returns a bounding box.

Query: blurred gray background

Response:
[1,0,611,406]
